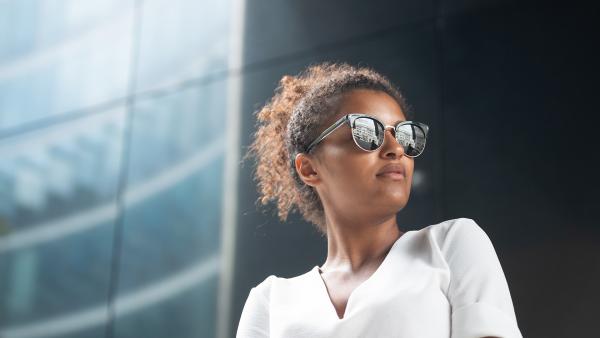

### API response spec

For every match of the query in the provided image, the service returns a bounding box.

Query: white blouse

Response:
[236,218,523,338]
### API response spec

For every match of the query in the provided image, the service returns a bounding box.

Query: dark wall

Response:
[232,1,599,337]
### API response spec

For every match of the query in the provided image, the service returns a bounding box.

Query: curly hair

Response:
[242,62,412,237]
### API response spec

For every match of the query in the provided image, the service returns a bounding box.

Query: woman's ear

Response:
[295,153,321,187]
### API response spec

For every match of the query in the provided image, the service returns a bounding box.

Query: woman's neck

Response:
[320,216,402,273]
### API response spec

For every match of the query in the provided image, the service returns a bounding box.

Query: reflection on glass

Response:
[135,0,231,92]
[0,107,125,334]
[0,0,135,131]
[0,0,233,337]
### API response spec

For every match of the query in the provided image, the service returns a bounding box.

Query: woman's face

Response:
[303,89,414,224]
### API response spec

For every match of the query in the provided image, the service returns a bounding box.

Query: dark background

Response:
[233,1,599,337]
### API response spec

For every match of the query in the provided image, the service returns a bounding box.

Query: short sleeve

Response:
[441,218,523,338]
[236,276,274,338]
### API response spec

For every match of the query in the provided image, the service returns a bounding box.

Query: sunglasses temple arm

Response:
[291,115,348,169]
[305,115,348,152]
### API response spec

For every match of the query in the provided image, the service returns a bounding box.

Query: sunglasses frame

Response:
[305,113,429,157]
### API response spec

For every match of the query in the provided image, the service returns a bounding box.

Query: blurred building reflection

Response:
[0,1,235,337]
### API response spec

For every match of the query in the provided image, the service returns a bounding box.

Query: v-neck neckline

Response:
[312,231,413,321]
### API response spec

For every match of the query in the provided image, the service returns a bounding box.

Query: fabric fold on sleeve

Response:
[452,301,523,338]
[441,218,523,338]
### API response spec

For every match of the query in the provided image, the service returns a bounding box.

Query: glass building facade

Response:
[0,1,237,337]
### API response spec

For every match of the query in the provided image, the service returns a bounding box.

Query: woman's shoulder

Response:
[422,217,505,278]
[412,217,501,266]
[250,274,276,299]
[250,266,316,298]
[421,217,481,233]
[420,217,488,247]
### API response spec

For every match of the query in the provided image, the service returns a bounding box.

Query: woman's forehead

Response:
[335,90,406,123]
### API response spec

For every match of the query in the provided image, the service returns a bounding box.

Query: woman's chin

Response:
[377,185,410,204]
[374,193,409,210]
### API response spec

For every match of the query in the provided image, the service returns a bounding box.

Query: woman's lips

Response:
[377,172,405,180]
[376,163,406,177]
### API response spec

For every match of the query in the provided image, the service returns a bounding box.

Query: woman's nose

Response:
[381,127,405,156]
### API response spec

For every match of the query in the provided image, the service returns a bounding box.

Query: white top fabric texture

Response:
[236,217,523,338]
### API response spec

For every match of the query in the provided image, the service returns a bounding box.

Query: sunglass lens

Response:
[396,124,427,157]
[351,117,384,151]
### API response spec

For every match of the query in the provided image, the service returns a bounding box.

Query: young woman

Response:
[237,62,522,338]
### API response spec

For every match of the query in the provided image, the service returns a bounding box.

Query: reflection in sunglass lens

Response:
[396,124,427,157]
[351,116,427,157]
[351,117,384,151]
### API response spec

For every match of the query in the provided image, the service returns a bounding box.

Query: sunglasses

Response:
[305,113,429,157]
